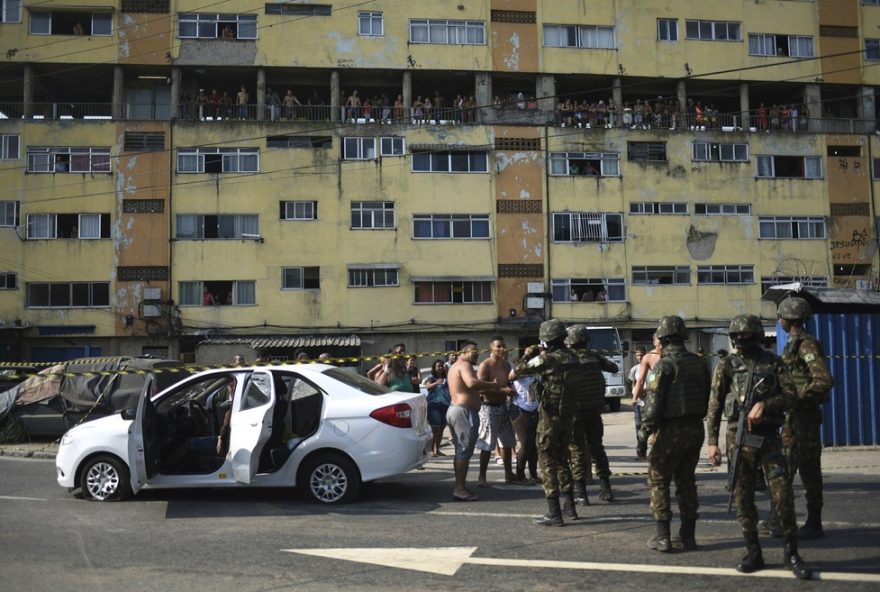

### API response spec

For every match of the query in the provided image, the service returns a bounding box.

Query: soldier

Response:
[515,319,582,526]
[778,296,833,538]
[565,324,618,506]
[706,315,811,579]
[639,316,710,552]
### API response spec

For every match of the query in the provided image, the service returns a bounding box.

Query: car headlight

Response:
[60,432,77,446]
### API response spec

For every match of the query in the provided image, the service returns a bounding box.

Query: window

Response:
[0,272,17,289]
[267,135,332,149]
[552,278,625,302]
[351,201,395,229]
[26,147,111,173]
[343,137,376,160]
[543,24,615,48]
[748,33,814,57]
[0,201,19,227]
[175,214,259,239]
[348,266,399,287]
[26,213,110,239]
[685,20,741,41]
[414,281,492,304]
[178,13,257,39]
[409,19,486,45]
[2,0,22,23]
[26,282,110,308]
[632,266,690,285]
[413,214,490,239]
[381,137,405,156]
[177,148,259,173]
[123,132,164,152]
[658,18,678,41]
[282,267,320,290]
[627,142,667,162]
[412,150,488,172]
[692,142,748,162]
[828,145,860,157]
[756,155,822,178]
[359,11,383,36]
[549,152,619,176]
[629,202,687,214]
[761,275,827,293]
[697,265,755,285]
[694,203,751,215]
[178,280,255,306]
[28,10,112,35]
[758,216,826,239]
[1,135,19,160]
[265,3,331,16]
[552,212,624,243]
[280,201,317,221]
[866,39,880,60]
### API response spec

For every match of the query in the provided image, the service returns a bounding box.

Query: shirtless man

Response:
[631,333,662,457]
[476,337,516,485]
[446,341,501,502]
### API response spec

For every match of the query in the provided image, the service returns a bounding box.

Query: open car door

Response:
[127,375,156,495]
[228,370,275,484]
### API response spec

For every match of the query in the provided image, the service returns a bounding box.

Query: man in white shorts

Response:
[476,337,516,485]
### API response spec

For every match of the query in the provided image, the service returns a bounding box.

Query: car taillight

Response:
[370,403,413,428]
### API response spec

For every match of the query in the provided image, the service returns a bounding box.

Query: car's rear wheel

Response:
[80,455,133,502]
[301,453,360,504]
[607,398,621,413]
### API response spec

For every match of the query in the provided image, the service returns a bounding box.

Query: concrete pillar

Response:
[858,86,876,132]
[475,72,492,123]
[330,70,340,122]
[23,64,34,118]
[170,67,181,120]
[739,83,750,130]
[804,83,821,132]
[402,70,412,119]
[256,68,266,121]
[612,78,623,126]
[112,65,124,120]
[536,74,555,115]
[676,80,687,114]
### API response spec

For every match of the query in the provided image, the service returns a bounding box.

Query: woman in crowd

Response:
[422,360,451,456]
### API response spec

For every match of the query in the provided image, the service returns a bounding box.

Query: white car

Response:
[56,364,432,504]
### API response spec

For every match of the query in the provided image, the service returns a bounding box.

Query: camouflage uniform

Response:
[568,348,617,486]
[706,349,798,537]
[641,343,710,524]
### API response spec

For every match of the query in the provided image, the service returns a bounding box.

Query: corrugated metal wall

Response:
[776,313,880,446]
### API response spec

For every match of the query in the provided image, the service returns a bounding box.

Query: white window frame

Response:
[632,266,691,285]
[685,20,741,41]
[411,151,489,173]
[358,11,383,36]
[694,203,751,215]
[26,214,57,239]
[413,281,493,304]
[0,201,19,227]
[1,0,22,23]
[351,201,395,229]
[380,137,405,156]
[348,266,399,288]
[629,202,687,215]
[175,214,259,239]
[282,267,320,291]
[0,272,16,290]
[749,33,814,57]
[551,278,626,302]
[657,18,678,41]
[412,214,490,239]
[409,19,486,45]
[281,201,317,221]
[758,216,826,239]
[178,280,256,306]
[176,148,259,174]
[549,152,620,176]
[692,142,748,162]
[696,265,755,285]
[543,24,616,48]
[26,147,111,173]
[788,35,814,57]
[552,212,624,243]
[1,134,19,160]
[178,13,257,39]
[91,12,112,36]
[756,155,823,179]
[343,137,377,160]
[78,213,103,239]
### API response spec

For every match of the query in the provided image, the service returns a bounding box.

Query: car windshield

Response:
[323,368,392,396]
[588,329,621,354]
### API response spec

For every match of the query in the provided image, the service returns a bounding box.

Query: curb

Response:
[0,448,56,460]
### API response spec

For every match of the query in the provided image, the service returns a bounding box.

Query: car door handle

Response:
[250,422,258,427]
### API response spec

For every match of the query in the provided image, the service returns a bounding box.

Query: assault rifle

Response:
[727,376,766,512]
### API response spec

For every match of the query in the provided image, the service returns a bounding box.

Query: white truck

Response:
[585,326,627,412]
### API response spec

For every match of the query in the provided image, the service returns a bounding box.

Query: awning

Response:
[197,335,361,348]
[762,283,880,309]
[36,325,96,336]
[409,276,495,283]
[346,263,400,270]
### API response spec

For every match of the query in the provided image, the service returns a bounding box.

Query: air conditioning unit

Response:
[527,282,544,294]
[142,304,162,318]
[526,297,544,310]
[144,287,162,301]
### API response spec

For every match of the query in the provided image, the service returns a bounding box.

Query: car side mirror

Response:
[120,407,137,420]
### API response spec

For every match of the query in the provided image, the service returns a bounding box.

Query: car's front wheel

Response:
[80,455,133,502]
[300,453,360,504]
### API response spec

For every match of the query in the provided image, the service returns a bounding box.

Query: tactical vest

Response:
[569,352,608,414]
[541,348,580,415]
[660,349,709,420]
[723,352,785,428]
[782,333,830,405]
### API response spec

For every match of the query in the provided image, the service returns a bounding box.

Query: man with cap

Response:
[639,316,710,552]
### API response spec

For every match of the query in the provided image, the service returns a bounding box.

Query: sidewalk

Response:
[3,405,878,475]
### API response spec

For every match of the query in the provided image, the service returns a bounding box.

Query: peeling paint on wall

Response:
[686,226,717,260]
[495,151,540,171]
[503,32,521,71]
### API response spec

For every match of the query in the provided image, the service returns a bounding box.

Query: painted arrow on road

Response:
[282,547,880,582]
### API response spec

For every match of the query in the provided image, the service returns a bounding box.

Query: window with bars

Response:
[685,20,741,41]
[351,201,395,229]
[552,212,624,243]
[177,148,259,173]
[414,281,492,304]
[178,13,257,39]
[629,202,687,214]
[26,282,110,307]
[175,214,259,239]
[756,155,822,178]
[543,24,615,48]
[348,267,399,288]
[694,203,751,215]
[627,142,667,162]
[692,142,748,162]
[412,214,490,239]
[409,19,486,45]
[551,278,625,302]
[632,266,691,285]
[758,216,826,239]
[280,201,317,221]
[549,152,619,176]
[282,267,320,290]
[411,151,488,172]
[26,147,111,173]
[697,265,755,285]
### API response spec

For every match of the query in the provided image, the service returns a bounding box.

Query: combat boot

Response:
[784,538,813,580]
[799,504,824,539]
[598,477,614,501]
[574,479,590,506]
[647,521,672,552]
[562,492,580,521]
[736,531,765,573]
[678,518,697,551]
[534,497,564,527]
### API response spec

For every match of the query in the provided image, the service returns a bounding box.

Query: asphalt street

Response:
[1,409,878,592]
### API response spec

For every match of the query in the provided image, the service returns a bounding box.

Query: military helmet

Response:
[565,324,590,346]
[539,318,568,343]
[777,297,811,321]
[656,315,687,339]
[728,314,764,336]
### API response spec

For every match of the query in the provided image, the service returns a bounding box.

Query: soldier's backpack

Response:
[560,357,606,415]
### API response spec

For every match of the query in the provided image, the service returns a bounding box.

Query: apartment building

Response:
[0,0,877,363]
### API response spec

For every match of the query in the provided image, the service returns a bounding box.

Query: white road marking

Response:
[0,495,48,501]
[282,546,880,582]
